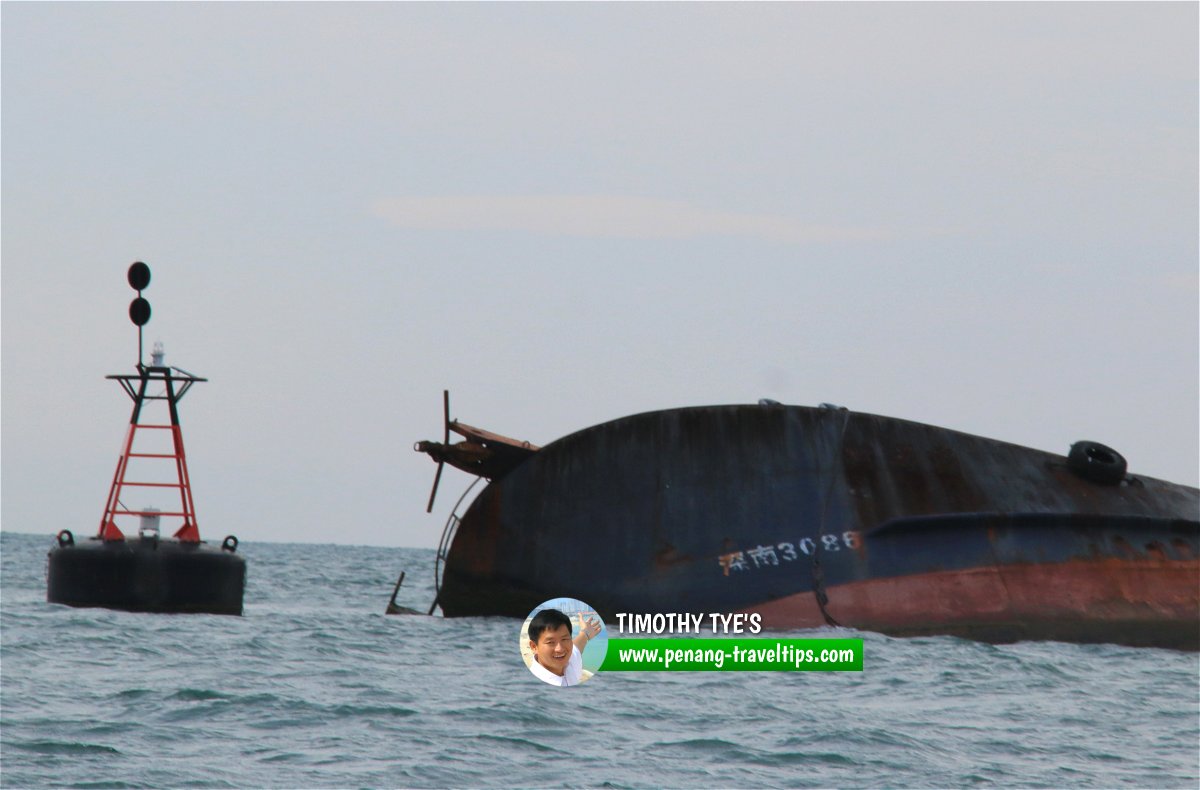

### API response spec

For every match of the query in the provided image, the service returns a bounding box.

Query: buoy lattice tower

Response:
[100,261,205,542]
[98,351,206,543]
[47,262,245,615]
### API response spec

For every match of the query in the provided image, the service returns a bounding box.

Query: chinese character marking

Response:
[718,551,748,576]
[747,544,779,568]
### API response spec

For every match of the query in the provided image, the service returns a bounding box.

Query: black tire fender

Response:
[1067,441,1127,485]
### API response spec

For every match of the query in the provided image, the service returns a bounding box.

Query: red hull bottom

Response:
[742,558,1200,650]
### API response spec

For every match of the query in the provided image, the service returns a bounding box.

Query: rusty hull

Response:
[435,405,1199,649]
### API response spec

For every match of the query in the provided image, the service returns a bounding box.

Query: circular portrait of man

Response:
[519,598,608,687]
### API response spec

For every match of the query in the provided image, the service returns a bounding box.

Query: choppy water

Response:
[2,531,1197,789]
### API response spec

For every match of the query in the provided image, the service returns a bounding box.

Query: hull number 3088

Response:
[718,531,862,576]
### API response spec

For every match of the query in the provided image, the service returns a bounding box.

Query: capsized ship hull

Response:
[433,405,1199,649]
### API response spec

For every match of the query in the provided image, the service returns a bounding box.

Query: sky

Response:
[2,2,1197,549]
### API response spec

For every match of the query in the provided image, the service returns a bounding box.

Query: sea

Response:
[2,531,1197,789]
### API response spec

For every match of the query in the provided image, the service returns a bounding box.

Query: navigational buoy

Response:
[46,263,245,615]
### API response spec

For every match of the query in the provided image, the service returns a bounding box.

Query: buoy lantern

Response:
[46,262,245,615]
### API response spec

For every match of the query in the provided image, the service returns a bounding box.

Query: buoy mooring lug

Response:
[221,535,239,553]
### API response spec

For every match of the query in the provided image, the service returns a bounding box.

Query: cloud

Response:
[1163,271,1200,293]
[371,195,900,244]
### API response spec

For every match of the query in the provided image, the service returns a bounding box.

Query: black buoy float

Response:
[46,262,245,615]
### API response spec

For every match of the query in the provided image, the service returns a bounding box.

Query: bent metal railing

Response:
[428,477,482,615]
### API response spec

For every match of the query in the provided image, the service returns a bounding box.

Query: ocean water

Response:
[2,531,1197,789]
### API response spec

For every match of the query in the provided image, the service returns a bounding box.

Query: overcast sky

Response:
[3,2,1197,548]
